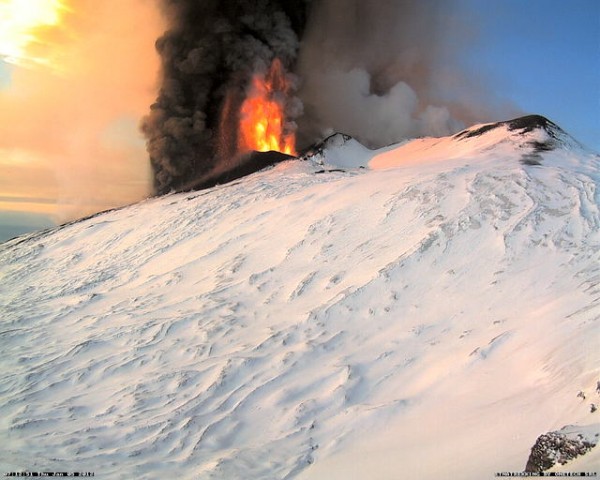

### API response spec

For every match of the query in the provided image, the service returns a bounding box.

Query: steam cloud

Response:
[296,0,514,147]
[144,0,517,194]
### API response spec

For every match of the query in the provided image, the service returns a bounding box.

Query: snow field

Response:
[1,122,599,478]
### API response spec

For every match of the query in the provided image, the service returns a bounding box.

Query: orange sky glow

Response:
[0,0,164,222]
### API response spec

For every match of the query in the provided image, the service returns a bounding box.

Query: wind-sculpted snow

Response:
[1,127,599,478]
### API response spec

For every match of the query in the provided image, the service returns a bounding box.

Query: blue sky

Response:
[461,0,599,151]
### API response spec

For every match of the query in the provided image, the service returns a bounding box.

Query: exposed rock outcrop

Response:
[525,425,599,472]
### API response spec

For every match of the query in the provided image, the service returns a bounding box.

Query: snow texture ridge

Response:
[1,118,599,479]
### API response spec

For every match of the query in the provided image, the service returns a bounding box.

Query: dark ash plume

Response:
[143,0,518,194]
[142,0,310,195]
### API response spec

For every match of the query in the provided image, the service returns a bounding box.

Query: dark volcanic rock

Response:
[453,114,574,166]
[506,115,560,134]
[454,114,563,142]
[525,427,598,472]
[183,150,296,191]
[300,132,354,160]
[453,123,499,140]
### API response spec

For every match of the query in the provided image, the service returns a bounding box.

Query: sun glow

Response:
[0,0,70,69]
[238,58,296,156]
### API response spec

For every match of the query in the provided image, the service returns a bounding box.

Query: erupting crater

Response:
[238,58,297,156]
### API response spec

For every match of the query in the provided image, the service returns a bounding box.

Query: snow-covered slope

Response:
[1,116,599,479]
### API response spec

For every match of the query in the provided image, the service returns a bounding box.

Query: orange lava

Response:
[238,58,296,156]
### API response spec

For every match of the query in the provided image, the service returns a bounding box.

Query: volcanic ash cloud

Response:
[143,0,518,195]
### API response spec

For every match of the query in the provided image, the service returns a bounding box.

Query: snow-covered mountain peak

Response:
[368,115,598,173]
[301,132,374,169]
[454,114,565,142]
[453,114,587,159]
[1,115,599,478]
[302,115,597,175]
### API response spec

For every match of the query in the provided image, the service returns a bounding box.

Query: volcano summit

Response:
[1,116,599,478]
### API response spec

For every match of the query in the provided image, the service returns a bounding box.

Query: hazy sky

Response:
[0,0,164,231]
[0,0,598,241]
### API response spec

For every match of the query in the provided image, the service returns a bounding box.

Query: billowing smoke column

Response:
[144,0,515,195]
[296,0,505,147]
[142,0,309,195]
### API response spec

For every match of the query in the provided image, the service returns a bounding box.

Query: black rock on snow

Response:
[525,426,599,472]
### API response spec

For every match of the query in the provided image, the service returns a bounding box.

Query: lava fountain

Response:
[238,58,297,156]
